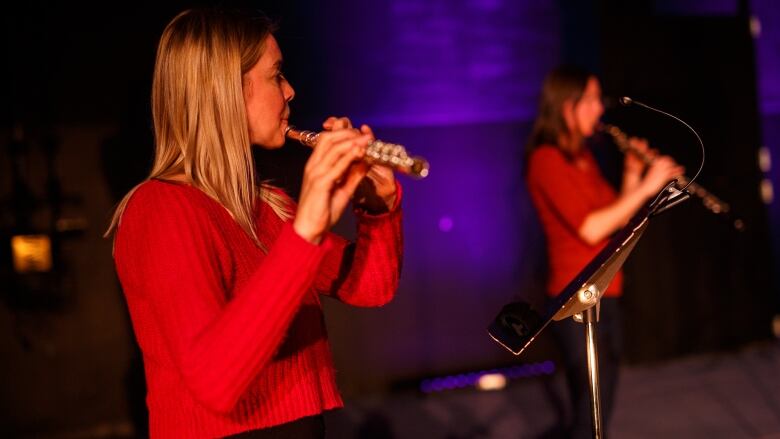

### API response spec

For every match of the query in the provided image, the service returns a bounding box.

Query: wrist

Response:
[622,173,640,190]
[382,192,397,212]
[292,219,323,244]
[623,166,644,181]
[637,182,657,199]
[354,189,397,215]
[354,202,389,216]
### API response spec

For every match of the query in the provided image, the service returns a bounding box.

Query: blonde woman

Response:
[106,8,402,438]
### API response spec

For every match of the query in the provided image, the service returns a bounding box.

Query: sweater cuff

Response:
[279,221,337,259]
[354,180,403,222]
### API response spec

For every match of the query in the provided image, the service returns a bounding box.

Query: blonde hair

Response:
[105,8,291,249]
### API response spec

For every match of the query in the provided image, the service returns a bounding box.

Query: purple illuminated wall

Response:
[318,0,778,393]
[751,1,780,285]
[324,1,559,125]
[317,0,562,392]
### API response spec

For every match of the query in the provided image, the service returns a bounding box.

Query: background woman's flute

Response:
[600,123,744,230]
[285,126,430,179]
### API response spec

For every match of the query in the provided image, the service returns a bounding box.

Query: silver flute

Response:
[285,126,430,179]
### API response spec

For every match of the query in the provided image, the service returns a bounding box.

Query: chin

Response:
[254,134,286,150]
[582,124,598,137]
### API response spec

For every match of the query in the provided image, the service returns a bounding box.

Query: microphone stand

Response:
[488,180,690,439]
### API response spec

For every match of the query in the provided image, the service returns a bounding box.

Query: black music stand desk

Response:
[488,181,688,439]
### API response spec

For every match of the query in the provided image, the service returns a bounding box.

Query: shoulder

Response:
[127,179,200,209]
[528,145,569,178]
[120,180,213,229]
[115,180,223,261]
[529,145,566,165]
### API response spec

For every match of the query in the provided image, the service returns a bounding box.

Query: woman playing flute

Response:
[105,7,402,438]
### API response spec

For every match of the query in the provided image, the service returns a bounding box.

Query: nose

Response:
[284,79,295,103]
[595,97,604,117]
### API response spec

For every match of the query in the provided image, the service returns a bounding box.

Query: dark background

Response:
[2,0,778,436]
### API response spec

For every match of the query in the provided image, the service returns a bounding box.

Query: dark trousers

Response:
[549,298,622,439]
[224,415,325,439]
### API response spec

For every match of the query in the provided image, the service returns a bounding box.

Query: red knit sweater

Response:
[527,145,623,297]
[114,179,403,438]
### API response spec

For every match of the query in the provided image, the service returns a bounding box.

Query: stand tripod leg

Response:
[583,305,603,439]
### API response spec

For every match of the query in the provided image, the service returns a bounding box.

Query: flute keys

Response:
[367,140,412,167]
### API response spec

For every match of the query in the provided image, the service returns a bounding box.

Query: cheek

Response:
[255,89,285,123]
[249,95,273,125]
[245,106,266,141]
[577,108,596,134]
[247,92,287,147]
[586,104,601,122]
[574,108,588,127]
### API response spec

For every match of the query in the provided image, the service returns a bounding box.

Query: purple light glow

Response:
[438,216,454,232]
[753,1,780,115]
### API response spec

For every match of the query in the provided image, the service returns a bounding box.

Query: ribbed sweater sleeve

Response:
[114,183,334,414]
[314,182,404,306]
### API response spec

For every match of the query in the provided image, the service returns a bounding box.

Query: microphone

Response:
[618,96,705,192]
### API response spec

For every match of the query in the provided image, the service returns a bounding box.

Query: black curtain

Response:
[595,9,775,362]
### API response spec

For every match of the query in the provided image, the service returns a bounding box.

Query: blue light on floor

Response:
[419,360,556,394]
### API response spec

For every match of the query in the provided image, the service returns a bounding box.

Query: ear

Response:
[242,77,252,100]
[561,100,576,132]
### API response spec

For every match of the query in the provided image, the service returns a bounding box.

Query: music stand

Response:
[488,181,689,439]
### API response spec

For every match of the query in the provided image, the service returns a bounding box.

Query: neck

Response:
[558,132,584,156]
[156,171,191,185]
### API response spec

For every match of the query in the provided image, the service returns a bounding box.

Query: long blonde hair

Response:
[105,8,291,249]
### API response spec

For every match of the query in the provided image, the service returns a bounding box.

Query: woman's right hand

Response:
[293,129,372,244]
[639,156,685,198]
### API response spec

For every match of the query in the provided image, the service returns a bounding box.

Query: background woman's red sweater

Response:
[114,180,403,437]
[527,145,623,297]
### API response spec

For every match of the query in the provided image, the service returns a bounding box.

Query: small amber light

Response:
[11,235,52,273]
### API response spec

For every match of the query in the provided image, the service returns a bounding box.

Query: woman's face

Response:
[243,35,295,149]
[572,77,604,137]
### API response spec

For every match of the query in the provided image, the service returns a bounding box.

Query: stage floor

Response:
[326,340,780,438]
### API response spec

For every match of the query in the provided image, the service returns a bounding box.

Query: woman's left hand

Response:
[323,117,397,214]
[624,137,651,176]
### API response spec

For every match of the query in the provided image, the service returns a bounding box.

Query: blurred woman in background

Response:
[525,66,682,438]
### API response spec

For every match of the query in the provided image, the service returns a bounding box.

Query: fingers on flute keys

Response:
[305,130,370,181]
